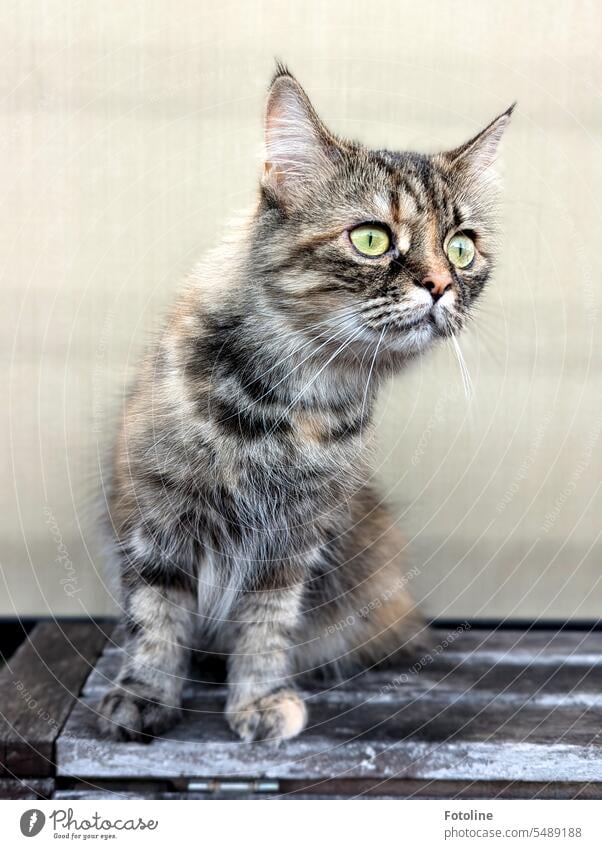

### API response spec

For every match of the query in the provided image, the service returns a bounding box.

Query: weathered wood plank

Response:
[82,628,602,696]
[83,655,602,707]
[442,627,602,667]
[57,724,602,783]
[82,629,602,710]
[58,663,602,779]
[56,626,602,783]
[90,625,602,661]
[434,626,602,656]
[0,621,112,777]
[52,779,602,800]
[0,778,54,799]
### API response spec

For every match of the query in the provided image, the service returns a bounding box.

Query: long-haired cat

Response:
[98,65,512,742]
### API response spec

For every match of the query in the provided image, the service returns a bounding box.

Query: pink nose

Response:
[420,271,453,302]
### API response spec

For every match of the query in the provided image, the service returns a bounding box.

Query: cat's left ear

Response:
[441,104,515,179]
[262,65,342,209]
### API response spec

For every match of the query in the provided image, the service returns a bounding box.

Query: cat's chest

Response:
[196,550,244,641]
[219,407,372,487]
[224,433,369,515]
[290,407,372,456]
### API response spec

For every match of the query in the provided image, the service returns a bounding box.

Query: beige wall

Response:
[2,0,601,619]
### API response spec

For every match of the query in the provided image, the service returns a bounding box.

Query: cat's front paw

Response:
[226,689,307,742]
[96,687,180,743]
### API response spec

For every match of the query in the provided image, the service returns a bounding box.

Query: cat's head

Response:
[253,65,513,359]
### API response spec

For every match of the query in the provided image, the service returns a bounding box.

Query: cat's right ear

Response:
[262,66,340,209]
[441,104,515,183]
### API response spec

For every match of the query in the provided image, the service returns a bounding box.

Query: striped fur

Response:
[97,67,512,742]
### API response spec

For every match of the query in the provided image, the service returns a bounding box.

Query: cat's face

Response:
[255,68,512,359]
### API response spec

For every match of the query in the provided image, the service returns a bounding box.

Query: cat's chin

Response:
[383,317,438,355]
[380,309,464,357]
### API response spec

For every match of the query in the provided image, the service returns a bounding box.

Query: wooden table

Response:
[2,621,602,799]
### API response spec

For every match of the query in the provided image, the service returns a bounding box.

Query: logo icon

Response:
[20,810,46,837]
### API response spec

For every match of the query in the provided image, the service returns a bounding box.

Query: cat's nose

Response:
[419,271,453,302]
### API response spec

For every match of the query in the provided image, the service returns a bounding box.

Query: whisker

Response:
[262,324,367,438]
[231,299,382,389]
[359,325,386,444]
[450,334,474,401]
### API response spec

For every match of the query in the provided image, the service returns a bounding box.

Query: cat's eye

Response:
[349,224,390,257]
[447,234,475,269]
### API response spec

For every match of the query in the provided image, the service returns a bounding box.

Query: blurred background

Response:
[2,0,601,620]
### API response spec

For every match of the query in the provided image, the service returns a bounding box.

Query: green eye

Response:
[349,224,390,257]
[447,233,475,269]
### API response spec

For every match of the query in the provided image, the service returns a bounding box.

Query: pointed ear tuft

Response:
[444,104,515,178]
[271,59,293,85]
[262,70,340,208]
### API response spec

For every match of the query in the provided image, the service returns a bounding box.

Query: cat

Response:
[97,64,512,743]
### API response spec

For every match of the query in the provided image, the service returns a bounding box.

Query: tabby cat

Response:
[98,66,512,742]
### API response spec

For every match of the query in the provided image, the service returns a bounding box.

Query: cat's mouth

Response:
[383,308,441,335]
[400,313,436,330]
[403,301,462,336]
[368,303,462,353]
[358,295,463,352]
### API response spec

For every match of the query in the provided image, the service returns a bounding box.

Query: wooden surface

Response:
[52,777,602,800]
[0,778,55,800]
[0,620,111,778]
[57,626,602,788]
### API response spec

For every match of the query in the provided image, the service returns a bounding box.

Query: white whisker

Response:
[451,334,474,401]
[359,325,386,445]
[263,324,367,438]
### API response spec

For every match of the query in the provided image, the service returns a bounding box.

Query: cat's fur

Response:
[97,66,512,742]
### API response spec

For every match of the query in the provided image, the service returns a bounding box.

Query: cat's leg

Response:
[97,572,196,742]
[225,581,307,743]
[294,494,432,676]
